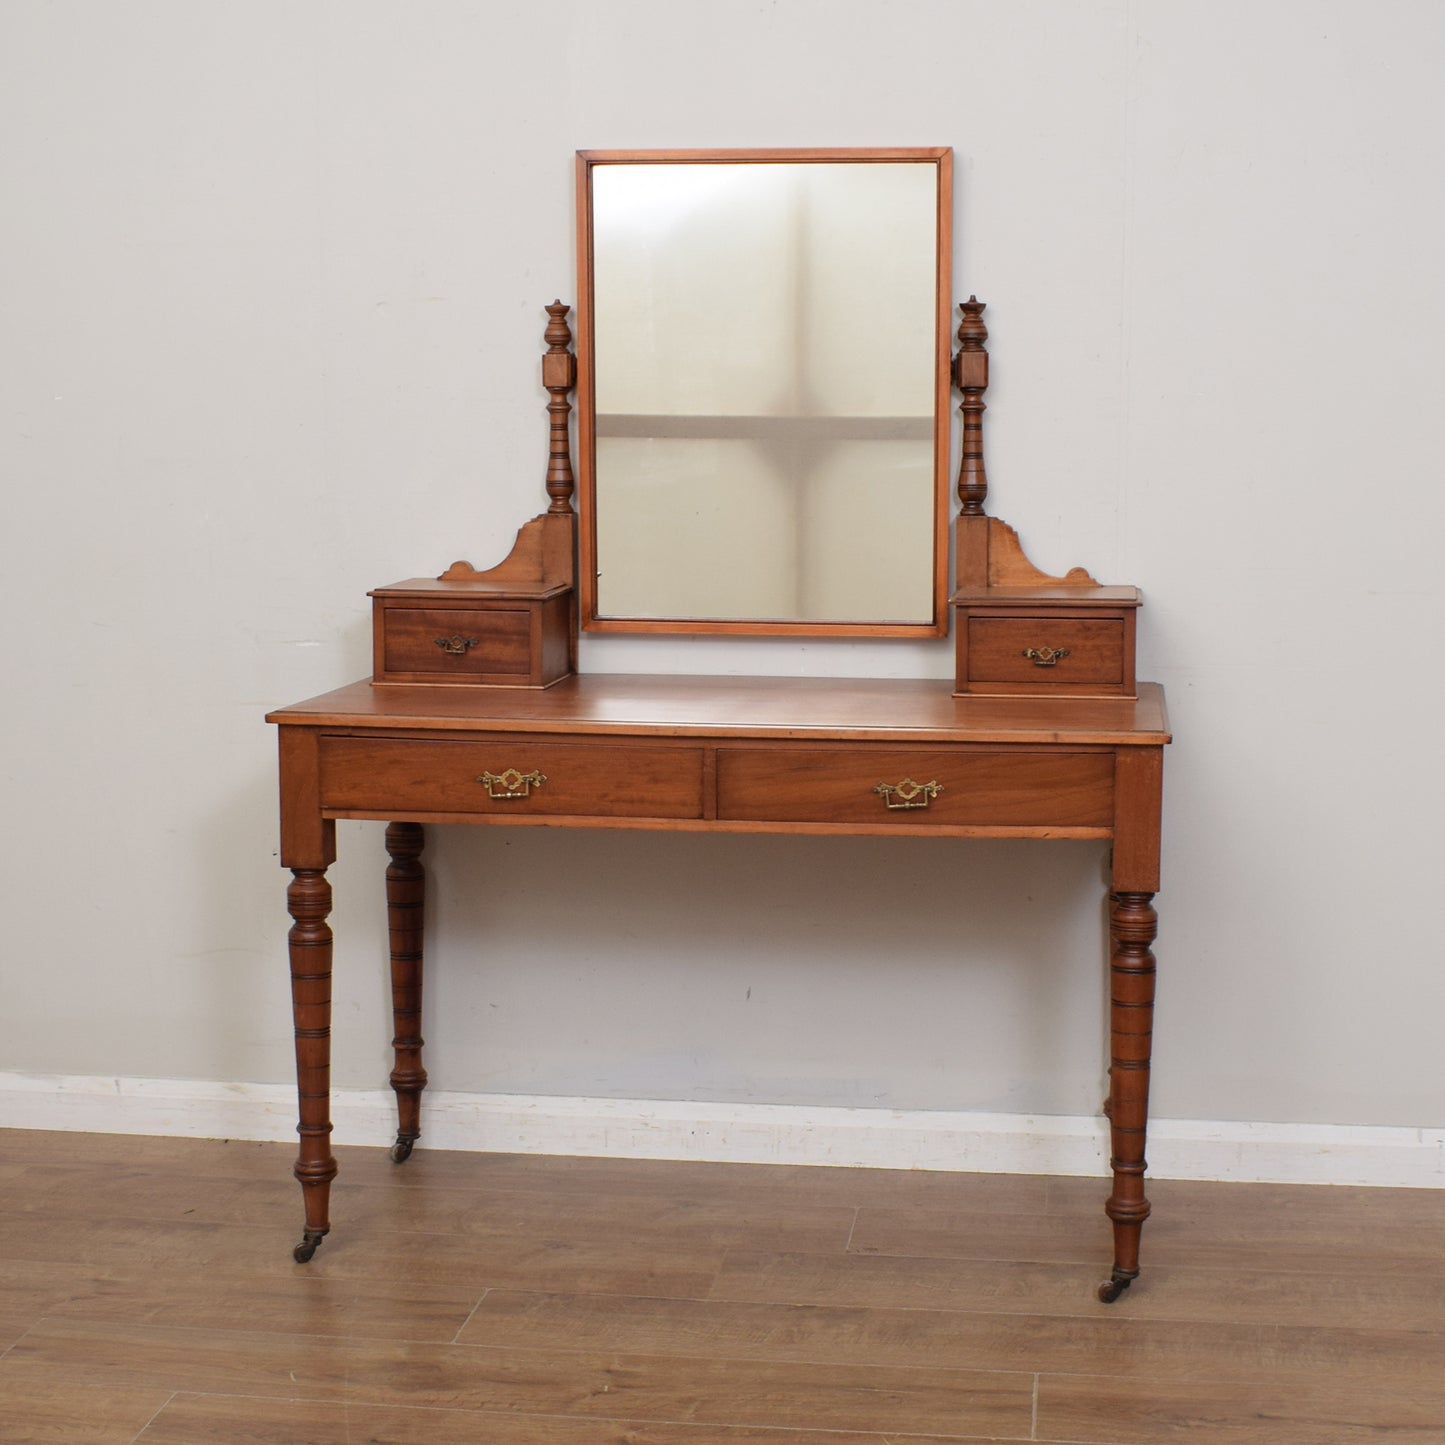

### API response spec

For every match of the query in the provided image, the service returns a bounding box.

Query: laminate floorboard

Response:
[0,1128,1441,1443]
[132,1392,984,1445]
[714,1247,1445,1331]
[849,1201,1445,1274]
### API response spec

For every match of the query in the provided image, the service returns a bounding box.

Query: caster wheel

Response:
[390,1135,416,1163]
[293,1230,325,1263]
[1097,1270,1136,1304]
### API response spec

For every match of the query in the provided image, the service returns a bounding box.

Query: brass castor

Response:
[390,1133,417,1163]
[1097,1268,1137,1304]
[293,1229,326,1263]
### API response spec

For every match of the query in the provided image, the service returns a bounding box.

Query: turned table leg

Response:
[287,867,338,1263]
[385,822,428,1163]
[1099,889,1158,1302]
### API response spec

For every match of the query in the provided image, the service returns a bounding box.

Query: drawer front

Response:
[717,747,1113,828]
[968,617,1123,685]
[320,737,704,818]
[381,606,531,679]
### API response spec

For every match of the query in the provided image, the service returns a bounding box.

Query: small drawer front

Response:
[320,737,704,819]
[717,748,1113,828]
[382,607,531,679]
[968,617,1123,685]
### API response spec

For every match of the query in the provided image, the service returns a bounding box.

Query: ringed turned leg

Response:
[385,822,428,1163]
[288,867,338,1262]
[1100,889,1158,1302]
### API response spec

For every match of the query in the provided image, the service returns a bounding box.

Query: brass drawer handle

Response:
[873,779,943,810]
[435,634,480,656]
[477,769,547,800]
[1022,646,1070,667]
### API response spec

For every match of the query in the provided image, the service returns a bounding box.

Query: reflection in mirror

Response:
[578,149,951,635]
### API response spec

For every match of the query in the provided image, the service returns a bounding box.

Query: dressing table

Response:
[269,149,1169,1303]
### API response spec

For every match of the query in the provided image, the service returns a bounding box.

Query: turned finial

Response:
[542,300,577,514]
[954,296,989,516]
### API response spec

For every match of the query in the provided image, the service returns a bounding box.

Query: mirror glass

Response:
[577,149,952,635]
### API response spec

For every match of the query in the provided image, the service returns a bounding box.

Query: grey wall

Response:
[3,0,1443,1129]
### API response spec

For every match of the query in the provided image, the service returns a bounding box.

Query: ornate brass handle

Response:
[477,769,547,800]
[434,634,480,656]
[1022,646,1070,667]
[873,779,943,810]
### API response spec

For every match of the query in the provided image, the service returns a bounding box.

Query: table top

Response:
[269,676,1170,747]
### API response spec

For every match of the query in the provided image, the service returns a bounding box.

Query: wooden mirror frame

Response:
[574,147,954,638]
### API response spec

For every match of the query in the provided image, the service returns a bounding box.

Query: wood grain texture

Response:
[0,1210,727,1298]
[380,604,532,676]
[459,1286,1445,1389]
[716,745,1114,828]
[37,1272,479,1343]
[0,1378,171,1444]
[542,300,578,518]
[6,1319,1033,1436]
[981,517,1102,588]
[268,674,1172,747]
[953,297,989,517]
[371,506,577,689]
[286,865,336,1257]
[272,674,1167,1279]
[275,726,334,868]
[1038,1373,1445,1443]
[385,820,427,1159]
[134,1393,962,1444]
[1102,889,1158,1295]
[848,1196,1445,1275]
[334,1146,1054,1212]
[2,1132,1443,1442]
[319,735,706,819]
[953,588,1140,698]
[968,617,1123,683]
[715,1246,1445,1331]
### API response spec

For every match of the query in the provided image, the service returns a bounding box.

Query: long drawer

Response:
[717,746,1114,827]
[319,736,705,819]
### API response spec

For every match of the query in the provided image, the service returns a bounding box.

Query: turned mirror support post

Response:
[543,300,578,516]
[954,296,989,517]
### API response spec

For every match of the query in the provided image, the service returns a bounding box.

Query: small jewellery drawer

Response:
[319,737,704,819]
[381,607,532,679]
[370,583,573,689]
[716,747,1114,828]
[968,618,1123,684]
[953,595,1138,698]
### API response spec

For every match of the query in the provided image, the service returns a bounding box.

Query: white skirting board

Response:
[1,1072,1441,1188]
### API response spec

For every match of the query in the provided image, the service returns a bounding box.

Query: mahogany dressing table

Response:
[269,150,1169,1302]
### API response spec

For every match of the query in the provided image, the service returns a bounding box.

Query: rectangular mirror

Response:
[576,147,953,636]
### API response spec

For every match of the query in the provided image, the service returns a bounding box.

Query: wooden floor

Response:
[1,1130,1443,1442]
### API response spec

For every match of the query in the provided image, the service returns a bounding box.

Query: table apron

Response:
[308,731,1128,837]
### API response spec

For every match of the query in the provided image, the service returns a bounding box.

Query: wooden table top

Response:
[269,676,1171,747]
